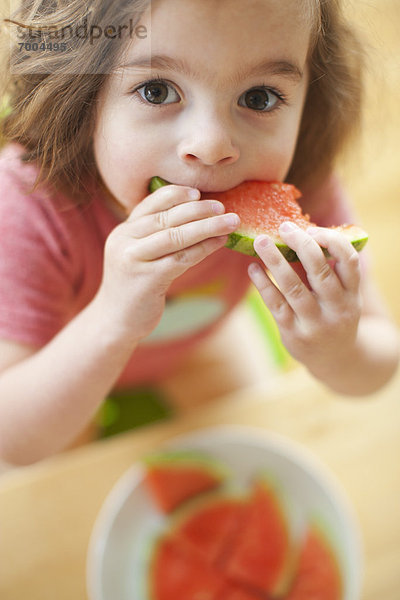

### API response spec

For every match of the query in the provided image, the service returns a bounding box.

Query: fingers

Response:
[131,212,240,261]
[158,235,229,277]
[253,234,320,319]
[117,182,240,278]
[279,223,361,299]
[306,226,361,293]
[127,185,201,221]
[277,222,343,304]
[129,198,226,238]
[248,262,295,330]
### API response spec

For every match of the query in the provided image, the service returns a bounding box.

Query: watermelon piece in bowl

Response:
[149,176,368,262]
[168,492,248,567]
[223,478,296,598]
[149,534,266,600]
[218,582,266,600]
[286,525,342,600]
[143,450,228,514]
[149,535,225,600]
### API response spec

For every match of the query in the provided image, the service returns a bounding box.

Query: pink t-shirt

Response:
[0,143,362,387]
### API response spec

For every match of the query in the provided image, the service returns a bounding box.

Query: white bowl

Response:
[87,425,363,600]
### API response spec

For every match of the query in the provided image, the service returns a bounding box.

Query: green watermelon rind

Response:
[227,228,368,262]
[146,533,171,600]
[139,530,163,600]
[164,488,248,536]
[304,514,344,579]
[149,175,170,193]
[143,449,230,479]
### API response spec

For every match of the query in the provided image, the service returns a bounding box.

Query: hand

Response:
[248,222,363,378]
[95,184,240,342]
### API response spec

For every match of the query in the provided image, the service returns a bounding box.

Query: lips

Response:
[184,183,241,198]
[150,175,242,197]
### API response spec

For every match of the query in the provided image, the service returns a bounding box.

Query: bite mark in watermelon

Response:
[223,479,293,598]
[286,527,342,600]
[149,176,368,262]
[143,450,226,513]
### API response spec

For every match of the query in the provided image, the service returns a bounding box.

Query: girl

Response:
[0,0,398,465]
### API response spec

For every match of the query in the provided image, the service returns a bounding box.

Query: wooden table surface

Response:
[1,366,400,600]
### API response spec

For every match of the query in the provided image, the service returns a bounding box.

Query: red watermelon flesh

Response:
[149,177,368,260]
[212,181,368,259]
[223,480,292,597]
[144,452,224,513]
[286,528,342,600]
[150,536,225,600]
[213,181,308,237]
[209,180,314,260]
[219,582,266,599]
[172,496,248,567]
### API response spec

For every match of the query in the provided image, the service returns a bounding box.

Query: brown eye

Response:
[239,87,280,112]
[136,80,180,105]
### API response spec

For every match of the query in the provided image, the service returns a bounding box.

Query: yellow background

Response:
[342,0,400,324]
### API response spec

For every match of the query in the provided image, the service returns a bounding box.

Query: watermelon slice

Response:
[146,469,345,600]
[223,479,293,598]
[149,176,368,261]
[149,534,265,600]
[170,493,248,567]
[219,582,266,599]
[149,535,225,600]
[286,527,342,600]
[143,450,227,513]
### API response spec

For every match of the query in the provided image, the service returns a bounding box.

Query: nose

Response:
[177,109,240,167]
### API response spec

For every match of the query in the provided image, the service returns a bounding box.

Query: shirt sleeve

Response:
[0,168,78,347]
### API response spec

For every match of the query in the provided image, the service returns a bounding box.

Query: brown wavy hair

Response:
[0,0,364,202]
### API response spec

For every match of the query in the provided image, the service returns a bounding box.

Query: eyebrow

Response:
[117,54,304,84]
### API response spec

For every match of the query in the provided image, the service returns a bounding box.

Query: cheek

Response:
[246,95,307,182]
[276,133,301,178]
[93,118,151,209]
[270,107,307,179]
[251,129,300,182]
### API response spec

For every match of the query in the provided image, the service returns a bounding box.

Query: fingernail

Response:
[225,213,240,227]
[256,235,272,248]
[280,221,298,232]
[212,201,225,215]
[248,262,261,276]
[188,188,200,200]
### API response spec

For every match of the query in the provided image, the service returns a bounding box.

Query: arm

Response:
[0,184,238,465]
[0,302,139,465]
[305,276,399,395]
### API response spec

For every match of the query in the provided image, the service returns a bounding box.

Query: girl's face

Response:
[93,0,312,214]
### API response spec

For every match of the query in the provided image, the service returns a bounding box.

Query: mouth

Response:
[189,179,241,196]
[162,179,238,196]
[199,189,229,200]
[149,175,243,198]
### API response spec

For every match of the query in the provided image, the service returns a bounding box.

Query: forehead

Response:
[117,0,316,77]
[148,0,315,39]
